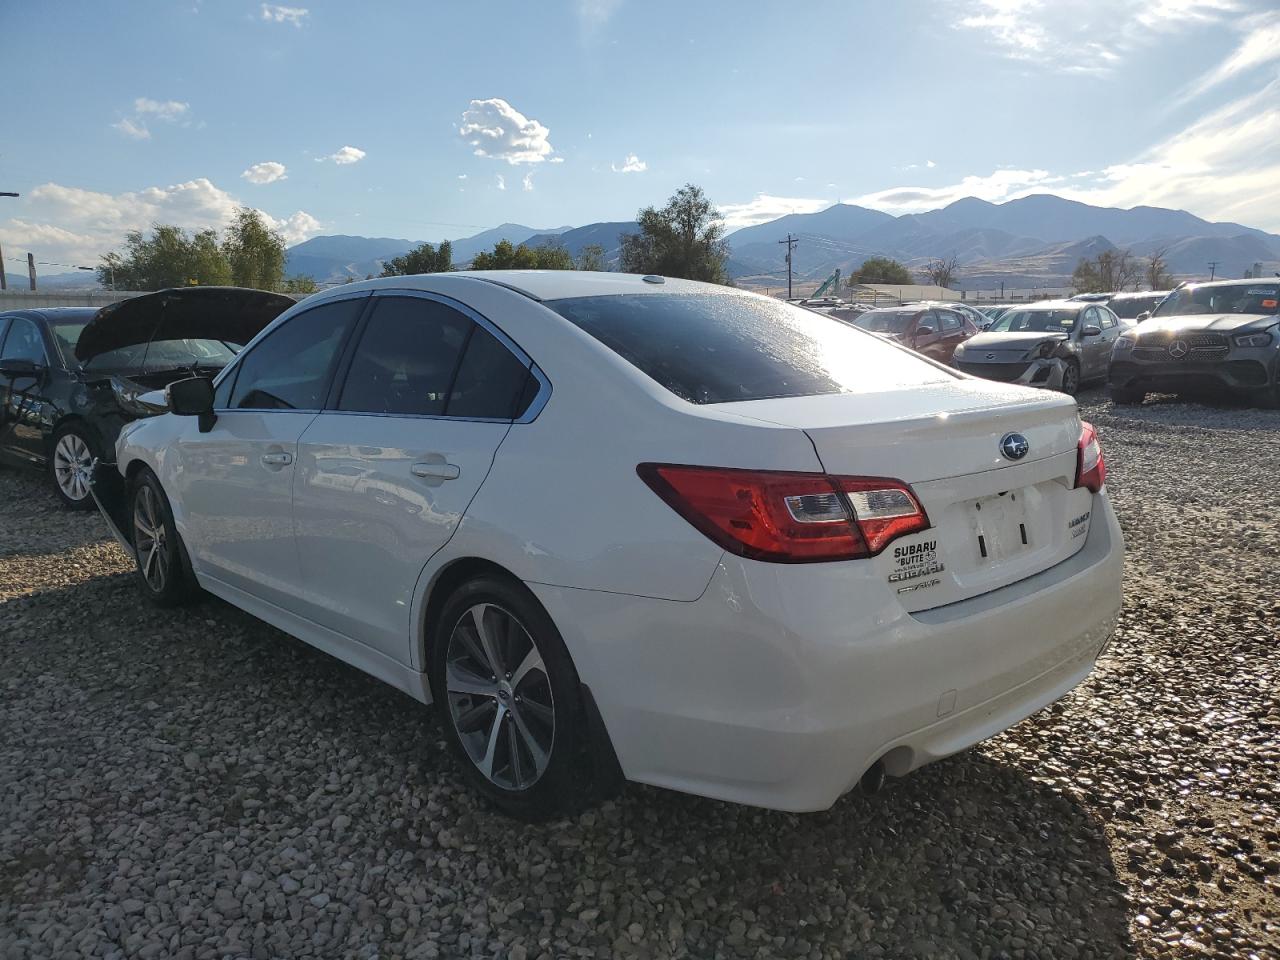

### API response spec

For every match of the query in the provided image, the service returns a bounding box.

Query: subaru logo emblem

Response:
[985,353,996,360]
[1000,432,1030,461]
[1168,339,1188,359]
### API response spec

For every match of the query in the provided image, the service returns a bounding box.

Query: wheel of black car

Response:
[1060,359,1080,396]
[129,469,199,607]
[1109,385,1145,406]
[49,423,100,510]
[430,575,595,820]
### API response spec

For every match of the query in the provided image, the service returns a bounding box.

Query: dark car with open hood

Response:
[0,287,294,507]
[1107,277,1280,407]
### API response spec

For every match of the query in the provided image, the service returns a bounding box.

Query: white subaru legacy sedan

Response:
[94,272,1123,819]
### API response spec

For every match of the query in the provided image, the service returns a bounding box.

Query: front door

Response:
[291,293,535,664]
[173,295,366,607]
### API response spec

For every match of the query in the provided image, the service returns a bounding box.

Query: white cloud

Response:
[112,97,191,139]
[611,153,647,173]
[459,98,556,165]
[495,174,506,191]
[0,177,323,269]
[954,0,1240,73]
[1180,14,1280,101]
[261,3,308,26]
[113,118,150,140]
[134,98,189,121]
[522,172,534,192]
[317,145,366,165]
[926,160,937,168]
[720,194,831,231]
[457,173,468,180]
[241,161,288,185]
[853,168,1061,213]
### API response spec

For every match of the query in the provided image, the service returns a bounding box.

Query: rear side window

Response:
[230,298,362,410]
[447,325,534,419]
[547,293,949,404]
[0,318,47,364]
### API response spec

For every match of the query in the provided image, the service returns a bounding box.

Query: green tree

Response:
[619,183,728,283]
[381,240,453,276]
[281,275,319,294]
[222,207,286,290]
[471,239,575,270]
[577,244,607,271]
[97,224,232,290]
[849,256,912,285]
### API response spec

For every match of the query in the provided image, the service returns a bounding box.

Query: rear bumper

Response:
[954,357,1064,389]
[531,492,1124,812]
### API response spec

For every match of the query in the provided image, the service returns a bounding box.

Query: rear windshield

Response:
[1151,284,1280,318]
[852,310,918,334]
[546,292,950,404]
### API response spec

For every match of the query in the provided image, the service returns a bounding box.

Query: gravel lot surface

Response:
[1,388,1278,960]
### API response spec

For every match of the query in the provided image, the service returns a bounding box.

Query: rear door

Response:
[291,292,536,664]
[174,295,366,607]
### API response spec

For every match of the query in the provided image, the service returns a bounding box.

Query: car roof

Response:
[1182,277,1278,288]
[1003,300,1082,310]
[317,270,720,303]
[1109,290,1169,299]
[0,306,99,323]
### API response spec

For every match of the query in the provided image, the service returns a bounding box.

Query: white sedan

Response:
[94,271,1123,819]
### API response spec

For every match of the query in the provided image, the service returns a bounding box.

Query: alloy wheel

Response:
[444,603,555,791]
[132,485,169,593]
[53,433,93,502]
[1062,363,1080,394]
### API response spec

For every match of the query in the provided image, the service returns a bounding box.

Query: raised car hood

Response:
[1137,313,1277,335]
[75,287,295,363]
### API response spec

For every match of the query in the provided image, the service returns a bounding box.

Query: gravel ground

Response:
[1,388,1278,960]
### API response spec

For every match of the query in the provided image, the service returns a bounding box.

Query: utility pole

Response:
[0,243,6,291]
[27,252,36,291]
[1207,261,1218,281]
[778,234,798,300]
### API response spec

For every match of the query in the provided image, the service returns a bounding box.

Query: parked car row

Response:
[845,279,1279,408]
[0,272,1129,818]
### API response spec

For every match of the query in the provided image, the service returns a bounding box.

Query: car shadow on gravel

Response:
[3,569,1136,960]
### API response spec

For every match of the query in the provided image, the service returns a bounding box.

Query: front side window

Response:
[852,310,918,335]
[0,318,47,365]
[937,311,963,332]
[229,298,363,410]
[547,292,950,405]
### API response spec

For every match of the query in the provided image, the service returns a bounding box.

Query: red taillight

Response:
[1075,421,1106,493]
[637,464,930,563]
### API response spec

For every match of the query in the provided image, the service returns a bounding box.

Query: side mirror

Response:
[981,321,992,330]
[1135,311,1151,322]
[166,376,216,432]
[914,325,935,337]
[1082,325,1102,337]
[0,358,46,379]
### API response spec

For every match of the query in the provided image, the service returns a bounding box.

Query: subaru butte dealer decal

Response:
[888,539,945,593]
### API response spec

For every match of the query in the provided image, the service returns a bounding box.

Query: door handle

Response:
[261,452,293,467]
[411,461,460,481]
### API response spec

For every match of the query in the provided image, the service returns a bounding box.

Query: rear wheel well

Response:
[421,557,524,667]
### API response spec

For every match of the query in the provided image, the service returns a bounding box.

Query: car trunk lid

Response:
[718,381,1093,611]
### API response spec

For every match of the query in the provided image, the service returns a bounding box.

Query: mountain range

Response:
[274,193,1280,289]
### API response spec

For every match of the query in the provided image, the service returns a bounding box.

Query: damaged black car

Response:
[0,287,294,508]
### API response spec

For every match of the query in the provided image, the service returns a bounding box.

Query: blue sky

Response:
[2,0,1277,270]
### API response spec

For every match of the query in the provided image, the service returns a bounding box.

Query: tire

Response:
[1109,384,1146,406]
[429,575,597,820]
[128,468,199,607]
[49,423,101,510]
[1059,359,1081,396]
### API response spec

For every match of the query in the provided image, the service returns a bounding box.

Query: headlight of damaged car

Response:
[110,376,167,417]
[1115,335,1135,350]
[1026,340,1060,361]
[1233,331,1274,348]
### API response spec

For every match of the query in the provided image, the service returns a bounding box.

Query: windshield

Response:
[81,338,239,372]
[547,293,950,404]
[988,308,1079,333]
[1108,294,1165,319]
[49,318,92,362]
[1151,284,1280,318]
[852,310,917,334]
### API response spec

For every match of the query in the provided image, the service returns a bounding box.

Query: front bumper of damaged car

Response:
[952,352,1066,389]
